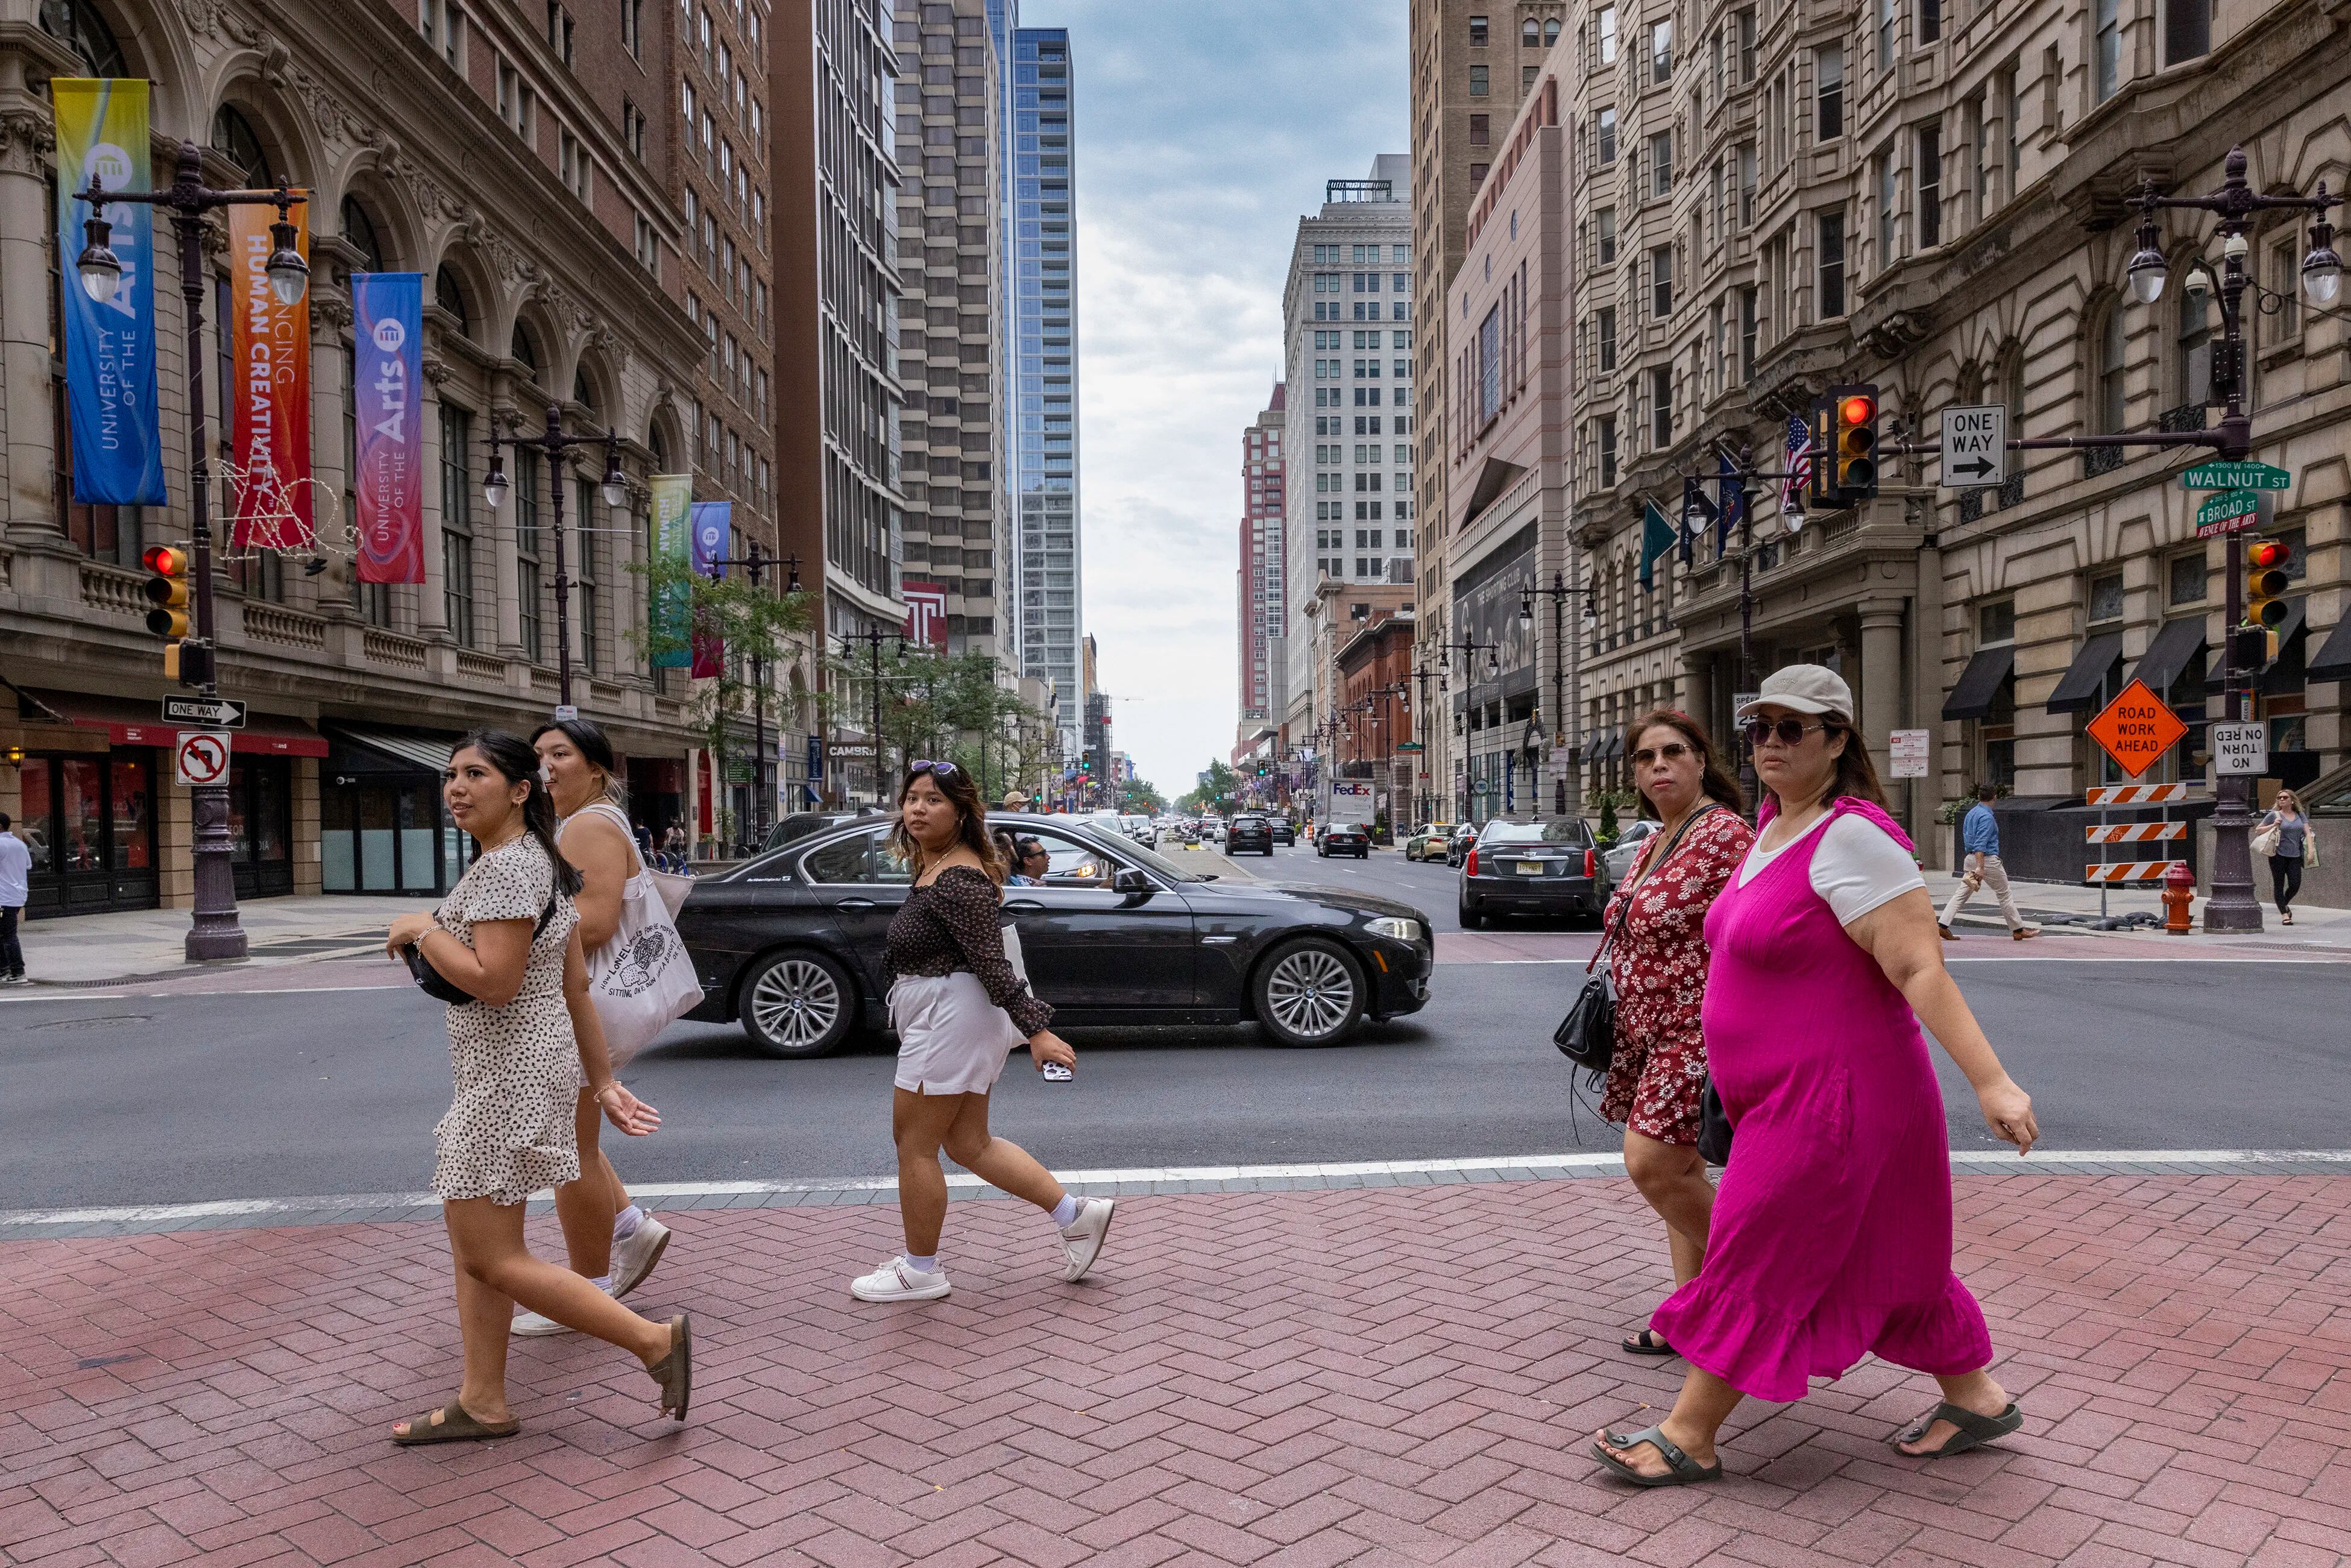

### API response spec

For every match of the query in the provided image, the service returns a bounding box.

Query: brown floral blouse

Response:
[884,865,1054,1036]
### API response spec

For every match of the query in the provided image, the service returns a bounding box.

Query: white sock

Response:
[904,1253,939,1274]
[612,1204,644,1240]
[1050,1194,1080,1229]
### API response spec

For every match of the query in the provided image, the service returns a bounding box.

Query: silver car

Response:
[1601,817,1661,886]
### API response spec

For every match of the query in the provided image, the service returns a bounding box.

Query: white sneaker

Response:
[609,1215,672,1300]
[850,1256,951,1302]
[1059,1197,1115,1282]
[511,1286,604,1336]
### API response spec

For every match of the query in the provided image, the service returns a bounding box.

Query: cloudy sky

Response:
[1020,0,1409,801]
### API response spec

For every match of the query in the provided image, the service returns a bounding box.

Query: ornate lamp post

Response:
[697,547,801,849]
[1432,634,1500,820]
[1520,571,1600,815]
[481,407,627,712]
[73,143,311,963]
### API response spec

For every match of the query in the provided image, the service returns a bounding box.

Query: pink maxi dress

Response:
[1648,797,1992,1403]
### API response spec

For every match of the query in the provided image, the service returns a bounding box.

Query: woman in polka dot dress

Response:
[382,731,691,1444]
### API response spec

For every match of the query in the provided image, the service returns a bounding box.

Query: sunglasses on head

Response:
[908,759,958,778]
[1740,716,1833,748]
[1630,741,1695,767]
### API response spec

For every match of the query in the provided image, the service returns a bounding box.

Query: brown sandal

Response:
[644,1314,691,1421]
[391,1399,520,1445]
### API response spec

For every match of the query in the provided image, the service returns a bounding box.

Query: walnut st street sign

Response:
[2181,461,2290,490]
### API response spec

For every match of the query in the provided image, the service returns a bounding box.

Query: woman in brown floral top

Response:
[849,760,1116,1303]
[1600,711,1754,1360]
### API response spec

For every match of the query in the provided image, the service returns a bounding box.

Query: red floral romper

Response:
[1598,808,1755,1145]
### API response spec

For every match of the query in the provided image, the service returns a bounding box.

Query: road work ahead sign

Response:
[1939,405,2006,488]
[2086,679,2188,779]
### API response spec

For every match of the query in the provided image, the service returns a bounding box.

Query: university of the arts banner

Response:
[229,199,312,547]
[51,78,165,505]
[351,273,424,583]
[689,500,730,678]
[649,474,693,668]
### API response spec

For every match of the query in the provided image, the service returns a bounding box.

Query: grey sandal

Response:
[1890,1400,2022,1458]
[1590,1423,1722,1487]
[391,1399,519,1445]
[645,1314,691,1422]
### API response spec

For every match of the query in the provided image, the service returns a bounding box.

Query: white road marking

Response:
[8,1148,2345,1229]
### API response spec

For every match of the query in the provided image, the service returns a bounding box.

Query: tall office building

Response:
[1235,385,1286,758]
[889,0,1005,659]
[1279,157,1414,749]
[1005,27,1083,753]
[774,0,905,802]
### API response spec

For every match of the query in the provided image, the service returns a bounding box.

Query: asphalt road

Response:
[5,844,2343,1209]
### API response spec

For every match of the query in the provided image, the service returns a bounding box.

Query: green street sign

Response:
[2182,461,2291,490]
[2195,490,2260,528]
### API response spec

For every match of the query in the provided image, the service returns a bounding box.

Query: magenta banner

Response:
[351,272,424,583]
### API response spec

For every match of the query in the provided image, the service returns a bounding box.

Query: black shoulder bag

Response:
[406,895,559,1006]
[1553,805,1718,1074]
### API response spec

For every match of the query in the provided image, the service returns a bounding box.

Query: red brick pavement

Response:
[4,1175,2349,1568]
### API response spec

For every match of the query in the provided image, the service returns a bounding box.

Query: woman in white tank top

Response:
[520,720,675,1334]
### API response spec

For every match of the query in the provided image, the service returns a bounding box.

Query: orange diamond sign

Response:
[2086,679,2188,778]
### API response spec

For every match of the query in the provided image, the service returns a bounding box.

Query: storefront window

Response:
[61,758,104,872]
[110,757,151,870]
[20,763,54,878]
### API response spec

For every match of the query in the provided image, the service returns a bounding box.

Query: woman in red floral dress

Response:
[1599,711,1754,1358]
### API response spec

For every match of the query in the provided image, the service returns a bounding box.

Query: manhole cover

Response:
[30,1015,152,1030]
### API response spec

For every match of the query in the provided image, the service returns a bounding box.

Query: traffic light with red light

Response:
[1831,385,1880,501]
[2246,537,2293,663]
[142,544,190,639]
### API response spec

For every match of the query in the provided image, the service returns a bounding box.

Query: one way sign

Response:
[1939,405,2007,490]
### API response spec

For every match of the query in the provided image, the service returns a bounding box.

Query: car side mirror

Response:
[1111,867,1151,894]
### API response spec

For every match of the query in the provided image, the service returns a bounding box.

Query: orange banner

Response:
[228,199,311,548]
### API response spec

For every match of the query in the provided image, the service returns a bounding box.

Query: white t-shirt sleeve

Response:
[1808,814,1926,925]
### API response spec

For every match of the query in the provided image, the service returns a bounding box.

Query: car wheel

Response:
[739,948,858,1058]
[1458,902,1484,930]
[1253,937,1367,1047]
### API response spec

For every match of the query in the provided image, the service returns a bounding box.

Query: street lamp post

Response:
[2112,148,2341,931]
[481,406,627,713]
[700,547,801,849]
[74,142,314,964]
[1520,571,1599,816]
[834,625,907,808]
[1432,634,1500,820]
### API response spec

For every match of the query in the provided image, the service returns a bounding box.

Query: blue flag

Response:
[53,79,165,505]
[1715,453,1744,552]
[1638,500,1675,592]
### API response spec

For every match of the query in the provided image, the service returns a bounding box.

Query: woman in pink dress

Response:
[1591,666,2040,1487]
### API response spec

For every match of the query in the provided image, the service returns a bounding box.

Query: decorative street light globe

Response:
[75,214,121,303]
[263,213,309,307]
[2306,216,2343,304]
[2125,212,2168,305]
[482,459,510,511]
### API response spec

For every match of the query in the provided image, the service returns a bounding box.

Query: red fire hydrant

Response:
[2163,861,2196,934]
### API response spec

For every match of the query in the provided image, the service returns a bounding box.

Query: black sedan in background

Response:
[1227,814,1274,854]
[1271,819,1295,846]
[675,814,1433,1056]
[1317,822,1371,858]
[1458,817,1604,928]
[1445,823,1478,867]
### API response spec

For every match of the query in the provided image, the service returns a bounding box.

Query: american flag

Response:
[1781,413,1811,518]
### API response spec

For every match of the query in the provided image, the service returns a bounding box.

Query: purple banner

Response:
[351,272,424,582]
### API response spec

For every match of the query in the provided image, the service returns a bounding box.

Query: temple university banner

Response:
[902,581,949,649]
[228,199,312,547]
[351,274,424,582]
[649,475,693,667]
[51,78,166,505]
[690,500,730,678]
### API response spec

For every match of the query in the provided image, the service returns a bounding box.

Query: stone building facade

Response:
[1443,0,2349,878]
[1,0,709,917]
[1234,382,1285,764]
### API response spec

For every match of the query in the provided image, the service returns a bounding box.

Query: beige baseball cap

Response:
[1734,664,1854,721]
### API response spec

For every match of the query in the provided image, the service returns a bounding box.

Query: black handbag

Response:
[406,895,558,1006]
[1553,805,1719,1074]
[1696,1078,1733,1166]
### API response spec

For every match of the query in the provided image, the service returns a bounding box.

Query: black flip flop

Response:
[1890,1400,2022,1458]
[1620,1328,1675,1356]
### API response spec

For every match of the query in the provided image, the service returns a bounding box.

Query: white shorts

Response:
[889,972,1024,1097]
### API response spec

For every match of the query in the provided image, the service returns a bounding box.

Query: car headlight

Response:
[1367,916,1423,943]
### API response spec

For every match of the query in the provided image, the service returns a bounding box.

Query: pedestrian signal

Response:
[1830,385,1880,500]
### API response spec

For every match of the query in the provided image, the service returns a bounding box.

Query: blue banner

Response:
[350,274,425,582]
[53,78,165,505]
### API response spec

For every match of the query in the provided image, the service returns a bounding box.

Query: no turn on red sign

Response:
[174,730,233,787]
[2085,680,2188,779]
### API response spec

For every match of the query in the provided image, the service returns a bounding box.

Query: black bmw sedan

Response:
[674,814,1434,1056]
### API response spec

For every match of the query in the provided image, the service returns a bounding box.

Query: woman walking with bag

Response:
[2253,789,2315,924]
[383,731,690,1442]
[849,760,1112,1302]
[508,720,703,1336]
[1599,712,1753,1358]
[1590,667,2037,1486]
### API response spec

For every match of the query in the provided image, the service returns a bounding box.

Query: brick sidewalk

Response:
[4,1176,2349,1568]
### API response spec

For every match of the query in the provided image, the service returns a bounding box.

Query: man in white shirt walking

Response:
[0,812,30,984]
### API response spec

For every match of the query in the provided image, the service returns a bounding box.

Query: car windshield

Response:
[1481,819,1594,846]
[1109,831,1209,883]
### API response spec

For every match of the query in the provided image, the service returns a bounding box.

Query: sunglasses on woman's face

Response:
[1630,741,1694,767]
[1741,717,1828,748]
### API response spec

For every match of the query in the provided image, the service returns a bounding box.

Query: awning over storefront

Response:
[1940,645,2015,721]
[1602,731,1625,759]
[324,723,458,775]
[2129,617,2206,695]
[1581,731,1607,761]
[2308,614,2351,684]
[25,691,326,755]
[2045,632,2123,714]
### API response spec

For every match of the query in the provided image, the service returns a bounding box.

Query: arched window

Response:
[2176,276,2212,407]
[340,196,384,273]
[2095,300,2126,433]
[210,105,271,186]
[511,323,539,373]
[39,0,127,74]
[573,368,596,415]
[1543,17,1561,45]
[1523,17,1539,46]
[433,265,471,337]
[649,425,670,471]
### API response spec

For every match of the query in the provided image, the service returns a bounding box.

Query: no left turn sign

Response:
[175,730,233,787]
